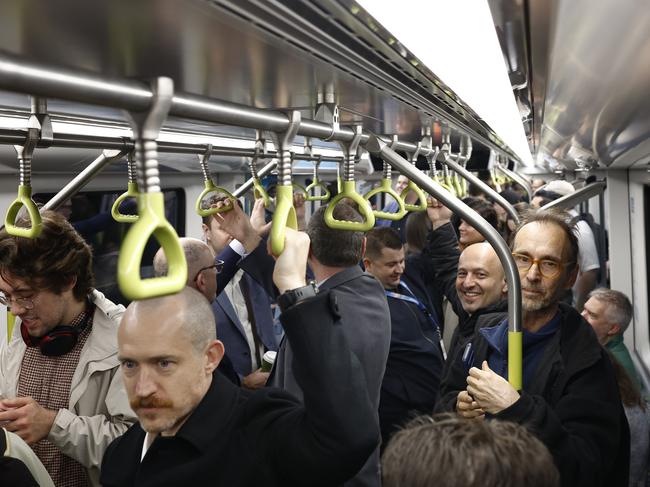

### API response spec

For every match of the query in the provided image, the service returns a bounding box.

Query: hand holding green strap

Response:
[195,179,236,217]
[118,192,187,300]
[253,180,272,208]
[364,178,406,220]
[4,184,42,238]
[324,180,375,230]
[112,181,139,223]
[270,185,298,256]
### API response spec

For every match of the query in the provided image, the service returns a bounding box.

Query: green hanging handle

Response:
[325,180,376,230]
[195,144,235,216]
[401,142,427,212]
[112,152,139,223]
[5,185,41,238]
[118,192,187,300]
[250,133,272,208]
[364,177,407,221]
[452,173,465,198]
[6,127,42,238]
[118,76,187,300]
[269,110,301,256]
[270,184,298,256]
[305,155,331,202]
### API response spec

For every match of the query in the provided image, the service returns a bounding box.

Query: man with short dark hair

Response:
[364,226,445,445]
[582,288,640,388]
[100,228,379,486]
[211,201,390,487]
[437,209,630,487]
[0,211,135,487]
[382,414,560,487]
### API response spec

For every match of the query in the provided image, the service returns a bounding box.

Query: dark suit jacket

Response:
[240,250,391,487]
[100,291,379,487]
[212,272,278,377]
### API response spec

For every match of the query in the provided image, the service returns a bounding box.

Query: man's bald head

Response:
[153,238,218,302]
[456,242,507,314]
[120,287,217,354]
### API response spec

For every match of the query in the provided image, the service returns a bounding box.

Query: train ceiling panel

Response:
[0,0,519,174]
[491,0,650,170]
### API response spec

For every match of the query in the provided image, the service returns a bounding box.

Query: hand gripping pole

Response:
[268,111,301,255]
[324,125,375,231]
[195,144,235,216]
[118,77,187,300]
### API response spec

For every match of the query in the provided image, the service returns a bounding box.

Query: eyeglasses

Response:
[193,259,224,282]
[512,253,569,278]
[0,292,36,310]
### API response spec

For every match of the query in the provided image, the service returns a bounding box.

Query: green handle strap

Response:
[253,180,272,208]
[324,180,375,230]
[400,181,428,212]
[305,179,331,202]
[4,185,42,238]
[270,185,298,256]
[111,181,140,223]
[118,192,187,300]
[452,173,465,198]
[195,179,236,216]
[364,178,407,220]
[508,331,523,390]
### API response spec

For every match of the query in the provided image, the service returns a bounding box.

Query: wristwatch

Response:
[277,282,318,312]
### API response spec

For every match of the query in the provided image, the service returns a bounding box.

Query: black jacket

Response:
[437,303,630,487]
[100,291,379,487]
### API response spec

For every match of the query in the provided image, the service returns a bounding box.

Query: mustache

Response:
[130,397,174,409]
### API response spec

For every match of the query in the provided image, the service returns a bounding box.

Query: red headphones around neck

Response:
[21,308,93,357]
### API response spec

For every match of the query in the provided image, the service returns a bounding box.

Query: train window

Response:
[33,189,186,306]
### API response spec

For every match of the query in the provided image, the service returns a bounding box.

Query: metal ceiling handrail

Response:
[440,149,521,226]
[541,181,607,211]
[0,51,509,162]
[495,162,533,201]
[365,134,523,390]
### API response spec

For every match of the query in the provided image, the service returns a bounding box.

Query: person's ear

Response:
[363,258,372,273]
[607,324,622,337]
[564,264,579,289]
[361,237,367,259]
[63,275,77,292]
[501,278,508,295]
[202,222,210,242]
[205,340,224,374]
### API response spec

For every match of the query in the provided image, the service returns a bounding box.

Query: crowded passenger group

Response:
[0,175,644,487]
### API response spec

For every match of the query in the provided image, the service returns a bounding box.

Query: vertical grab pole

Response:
[118,77,187,300]
[366,135,523,390]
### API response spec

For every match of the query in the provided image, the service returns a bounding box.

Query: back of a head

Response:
[0,210,94,300]
[153,237,212,284]
[404,211,431,254]
[382,415,560,487]
[365,227,403,261]
[307,203,364,267]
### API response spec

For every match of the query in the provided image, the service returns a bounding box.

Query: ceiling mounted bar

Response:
[0,51,516,160]
[495,159,533,201]
[440,143,520,226]
[541,181,606,211]
[365,134,523,391]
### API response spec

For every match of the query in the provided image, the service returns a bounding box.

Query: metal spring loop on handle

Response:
[250,131,272,208]
[304,138,330,202]
[5,116,42,238]
[401,142,428,212]
[324,125,375,231]
[195,144,235,216]
[111,151,140,223]
[363,136,406,221]
[268,110,301,255]
[118,77,187,300]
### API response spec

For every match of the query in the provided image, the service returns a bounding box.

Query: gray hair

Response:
[589,288,633,332]
[153,237,213,287]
